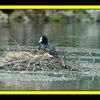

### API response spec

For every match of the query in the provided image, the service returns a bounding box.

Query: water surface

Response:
[0,21,100,90]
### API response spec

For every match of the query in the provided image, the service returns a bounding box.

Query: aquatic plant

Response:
[0,35,96,75]
[50,14,64,23]
[0,47,95,74]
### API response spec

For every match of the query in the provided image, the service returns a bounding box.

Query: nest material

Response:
[0,50,81,72]
[4,50,53,61]
[5,51,32,61]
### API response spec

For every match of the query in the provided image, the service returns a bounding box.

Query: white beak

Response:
[39,37,43,43]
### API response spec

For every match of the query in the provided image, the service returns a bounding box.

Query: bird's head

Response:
[39,36,48,44]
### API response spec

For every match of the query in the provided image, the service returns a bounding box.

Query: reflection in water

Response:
[1,80,52,90]
[9,21,45,47]
[0,21,100,49]
[80,23,100,48]
[0,76,100,90]
[0,21,100,90]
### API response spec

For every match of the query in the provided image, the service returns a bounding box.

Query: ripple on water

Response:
[0,47,99,82]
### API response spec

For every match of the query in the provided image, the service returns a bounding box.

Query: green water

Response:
[0,21,100,90]
[1,21,100,49]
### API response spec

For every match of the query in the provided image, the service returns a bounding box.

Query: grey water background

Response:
[0,21,100,90]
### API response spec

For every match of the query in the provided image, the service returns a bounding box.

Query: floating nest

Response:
[0,50,82,72]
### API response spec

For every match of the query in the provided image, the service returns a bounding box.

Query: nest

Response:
[0,50,82,72]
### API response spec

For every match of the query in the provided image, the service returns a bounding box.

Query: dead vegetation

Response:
[0,49,84,72]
